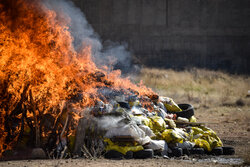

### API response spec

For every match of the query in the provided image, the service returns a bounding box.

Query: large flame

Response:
[0,0,155,155]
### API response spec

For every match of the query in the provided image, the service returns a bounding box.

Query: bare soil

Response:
[0,158,238,167]
[1,105,248,167]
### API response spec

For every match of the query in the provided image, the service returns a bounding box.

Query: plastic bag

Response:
[189,116,197,123]
[190,126,223,151]
[158,102,168,113]
[137,136,151,146]
[149,116,166,133]
[157,108,168,119]
[165,118,176,128]
[104,138,143,155]
[159,96,182,112]
[162,129,184,144]
[145,140,167,151]
[134,115,152,128]
[105,123,145,140]
[131,115,142,125]
[177,141,195,149]
[139,124,156,138]
[177,117,189,123]
[193,138,211,151]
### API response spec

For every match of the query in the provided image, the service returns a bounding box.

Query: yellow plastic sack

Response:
[104,138,143,155]
[116,107,126,113]
[134,115,152,128]
[189,116,197,123]
[162,129,184,144]
[129,100,140,108]
[165,118,176,128]
[190,126,223,151]
[194,138,211,151]
[191,127,204,135]
[201,127,223,149]
[159,96,182,112]
[149,116,166,133]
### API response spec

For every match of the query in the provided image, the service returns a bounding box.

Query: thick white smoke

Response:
[42,0,131,72]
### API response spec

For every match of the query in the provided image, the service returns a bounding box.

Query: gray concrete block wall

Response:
[71,0,250,74]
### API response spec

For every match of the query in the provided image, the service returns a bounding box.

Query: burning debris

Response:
[0,0,234,160]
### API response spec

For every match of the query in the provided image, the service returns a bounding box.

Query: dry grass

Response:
[133,68,250,108]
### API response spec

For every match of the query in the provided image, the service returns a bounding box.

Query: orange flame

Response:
[0,0,156,155]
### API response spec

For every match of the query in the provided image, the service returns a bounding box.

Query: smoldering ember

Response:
[0,0,236,162]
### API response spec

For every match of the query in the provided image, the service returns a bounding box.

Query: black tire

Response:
[153,150,162,156]
[118,102,130,109]
[182,148,191,156]
[133,149,153,159]
[169,147,183,157]
[152,149,168,157]
[190,148,205,155]
[211,147,223,155]
[169,104,194,119]
[124,151,133,159]
[222,146,235,155]
[104,150,124,159]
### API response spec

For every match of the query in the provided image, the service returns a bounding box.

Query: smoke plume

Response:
[42,0,131,72]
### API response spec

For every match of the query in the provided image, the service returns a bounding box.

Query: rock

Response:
[235,99,245,106]
[31,148,46,159]
[246,90,250,98]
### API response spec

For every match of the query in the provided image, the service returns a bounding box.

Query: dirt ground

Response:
[0,69,249,166]
[0,158,242,167]
[0,106,248,167]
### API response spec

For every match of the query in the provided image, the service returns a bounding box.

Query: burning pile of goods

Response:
[0,0,234,160]
[73,93,235,159]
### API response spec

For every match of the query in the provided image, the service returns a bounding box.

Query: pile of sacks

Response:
[78,95,235,159]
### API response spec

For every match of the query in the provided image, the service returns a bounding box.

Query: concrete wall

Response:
[72,0,250,74]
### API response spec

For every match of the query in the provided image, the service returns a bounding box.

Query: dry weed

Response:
[134,68,250,108]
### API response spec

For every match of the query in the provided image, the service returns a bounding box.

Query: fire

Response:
[0,0,155,155]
